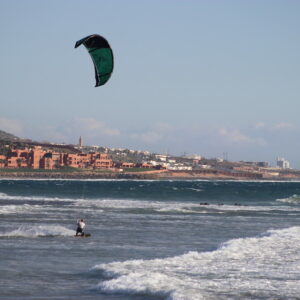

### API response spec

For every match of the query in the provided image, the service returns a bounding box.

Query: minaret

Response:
[79,136,83,147]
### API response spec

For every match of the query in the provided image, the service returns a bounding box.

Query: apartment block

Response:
[0,146,113,170]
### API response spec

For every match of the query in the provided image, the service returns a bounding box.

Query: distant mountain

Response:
[0,130,21,142]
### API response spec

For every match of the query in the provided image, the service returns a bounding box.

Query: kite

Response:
[75,34,114,87]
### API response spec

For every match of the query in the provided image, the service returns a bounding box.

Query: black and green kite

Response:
[75,34,114,87]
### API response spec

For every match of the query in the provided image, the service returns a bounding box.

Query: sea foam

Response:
[0,204,42,214]
[277,194,300,204]
[74,198,300,214]
[0,192,74,203]
[93,226,300,300]
[0,225,74,237]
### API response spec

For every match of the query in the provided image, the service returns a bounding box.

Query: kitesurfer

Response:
[76,219,85,236]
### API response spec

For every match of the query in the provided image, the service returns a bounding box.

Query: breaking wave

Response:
[1,190,298,215]
[277,194,300,204]
[0,204,43,214]
[0,192,75,202]
[93,226,300,300]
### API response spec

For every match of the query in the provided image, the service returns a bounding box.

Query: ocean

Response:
[1,179,300,300]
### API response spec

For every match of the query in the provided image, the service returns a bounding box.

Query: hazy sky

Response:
[1,0,300,167]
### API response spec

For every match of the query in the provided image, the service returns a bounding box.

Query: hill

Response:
[0,130,21,142]
[0,129,80,155]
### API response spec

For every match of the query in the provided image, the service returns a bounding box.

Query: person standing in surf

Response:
[76,219,85,236]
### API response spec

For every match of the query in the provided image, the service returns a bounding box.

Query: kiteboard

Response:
[74,233,91,238]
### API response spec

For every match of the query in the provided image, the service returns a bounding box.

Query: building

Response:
[5,147,40,168]
[79,136,83,147]
[0,155,5,168]
[117,162,135,168]
[30,147,45,169]
[90,153,113,169]
[40,152,64,169]
[277,157,290,169]
[155,154,168,162]
[0,146,113,170]
[64,153,90,168]
[63,152,113,169]
[40,156,54,170]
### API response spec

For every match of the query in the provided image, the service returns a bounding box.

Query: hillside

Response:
[0,130,21,142]
[0,130,80,155]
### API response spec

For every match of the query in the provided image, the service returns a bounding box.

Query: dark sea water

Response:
[1,179,300,300]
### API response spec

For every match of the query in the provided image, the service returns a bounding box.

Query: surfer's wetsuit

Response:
[76,219,85,236]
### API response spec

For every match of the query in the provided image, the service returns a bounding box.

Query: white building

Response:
[188,154,202,160]
[155,154,168,162]
[166,163,192,171]
[277,157,290,169]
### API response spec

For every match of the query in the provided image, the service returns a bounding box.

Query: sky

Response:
[1,0,300,167]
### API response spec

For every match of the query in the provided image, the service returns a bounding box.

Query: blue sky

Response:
[1,0,300,167]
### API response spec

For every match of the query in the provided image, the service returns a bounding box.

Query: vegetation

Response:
[92,168,114,173]
[0,166,80,173]
[123,168,156,172]
[0,130,21,142]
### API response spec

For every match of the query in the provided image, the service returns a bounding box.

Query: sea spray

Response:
[0,224,74,237]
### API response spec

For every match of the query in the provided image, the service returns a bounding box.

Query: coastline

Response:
[1,169,300,181]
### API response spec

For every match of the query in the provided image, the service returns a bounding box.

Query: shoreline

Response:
[1,169,300,181]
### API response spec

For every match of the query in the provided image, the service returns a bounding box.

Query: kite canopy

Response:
[75,34,114,87]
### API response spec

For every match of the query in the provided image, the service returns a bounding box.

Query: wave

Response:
[277,194,300,204]
[0,192,75,203]
[185,187,203,192]
[0,225,75,238]
[0,204,43,214]
[1,190,297,215]
[0,192,205,214]
[200,203,300,212]
[1,191,299,216]
[74,198,299,214]
[73,199,218,215]
[93,226,300,300]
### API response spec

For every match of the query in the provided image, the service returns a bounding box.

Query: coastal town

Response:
[0,131,300,180]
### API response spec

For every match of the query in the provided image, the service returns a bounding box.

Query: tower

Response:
[79,136,83,147]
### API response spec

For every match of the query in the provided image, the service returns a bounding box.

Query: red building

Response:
[1,146,115,170]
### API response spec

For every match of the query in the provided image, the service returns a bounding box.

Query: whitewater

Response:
[1,179,300,300]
